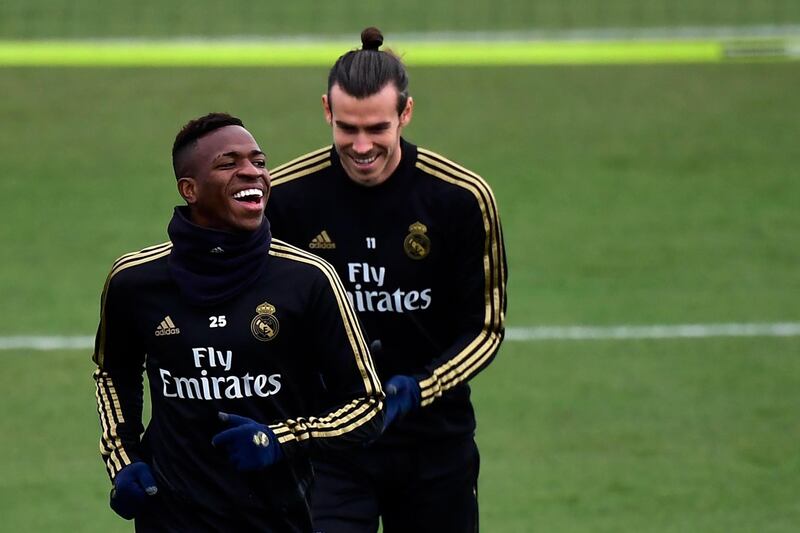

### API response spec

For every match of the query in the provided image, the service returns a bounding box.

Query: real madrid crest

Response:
[251,301,279,342]
[403,221,431,260]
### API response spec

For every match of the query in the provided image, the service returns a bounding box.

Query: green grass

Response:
[0,64,798,334]
[0,350,115,532]
[474,338,800,532]
[1,63,799,531]
[1,0,799,39]
[2,338,799,532]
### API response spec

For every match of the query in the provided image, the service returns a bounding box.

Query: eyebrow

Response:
[335,120,391,130]
[214,149,266,160]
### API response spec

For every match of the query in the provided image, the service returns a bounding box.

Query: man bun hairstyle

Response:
[172,112,244,178]
[327,27,409,115]
[361,26,383,51]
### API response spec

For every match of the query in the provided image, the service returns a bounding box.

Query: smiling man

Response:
[172,123,269,232]
[92,113,383,532]
[322,81,411,187]
[266,28,508,533]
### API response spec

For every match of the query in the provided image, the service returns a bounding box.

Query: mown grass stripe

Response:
[0,39,763,66]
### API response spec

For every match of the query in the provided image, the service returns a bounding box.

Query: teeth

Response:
[232,188,263,199]
[353,155,377,165]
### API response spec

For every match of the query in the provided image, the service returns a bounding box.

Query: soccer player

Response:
[265,27,507,532]
[92,112,384,532]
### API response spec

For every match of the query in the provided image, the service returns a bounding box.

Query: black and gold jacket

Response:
[267,139,507,445]
[92,233,383,513]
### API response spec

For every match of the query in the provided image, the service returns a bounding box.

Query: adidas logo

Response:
[155,316,181,336]
[309,230,336,250]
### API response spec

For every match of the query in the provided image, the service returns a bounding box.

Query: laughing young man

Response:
[266,28,508,532]
[92,112,383,532]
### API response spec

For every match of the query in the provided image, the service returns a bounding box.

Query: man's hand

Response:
[109,461,158,520]
[383,375,421,430]
[212,412,283,471]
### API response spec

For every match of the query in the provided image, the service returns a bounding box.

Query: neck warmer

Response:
[167,206,271,306]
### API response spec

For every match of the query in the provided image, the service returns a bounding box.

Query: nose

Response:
[352,132,373,155]
[238,160,265,179]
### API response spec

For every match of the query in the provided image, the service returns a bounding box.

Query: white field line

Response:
[505,322,800,341]
[0,336,95,350]
[1,323,799,350]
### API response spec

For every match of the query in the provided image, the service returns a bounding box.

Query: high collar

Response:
[167,206,271,306]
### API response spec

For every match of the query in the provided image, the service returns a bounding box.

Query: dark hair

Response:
[327,27,409,114]
[172,112,244,178]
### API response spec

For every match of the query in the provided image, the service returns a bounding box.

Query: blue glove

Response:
[109,461,158,520]
[383,375,421,430]
[211,412,283,471]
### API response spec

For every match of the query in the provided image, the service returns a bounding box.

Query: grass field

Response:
[2,0,799,39]
[2,339,800,532]
[1,64,798,332]
[1,63,799,531]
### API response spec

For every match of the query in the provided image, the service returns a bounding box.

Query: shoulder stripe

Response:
[110,244,172,279]
[94,243,173,368]
[94,243,171,476]
[269,240,381,396]
[417,156,506,309]
[270,146,331,182]
[271,160,332,187]
[111,241,171,270]
[269,240,378,389]
[417,147,486,181]
[416,153,506,326]
[268,239,383,441]
[414,160,505,398]
[270,146,330,176]
[414,151,507,403]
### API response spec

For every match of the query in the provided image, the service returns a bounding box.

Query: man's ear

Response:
[399,96,414,127]
[322,94,333,125]
[177,177,198,204]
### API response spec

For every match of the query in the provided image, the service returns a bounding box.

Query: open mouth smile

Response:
[350,154,378,166]
[232,188,264,204]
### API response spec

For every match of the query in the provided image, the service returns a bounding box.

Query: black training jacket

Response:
[267,139,507,446]
[92,238,383,518]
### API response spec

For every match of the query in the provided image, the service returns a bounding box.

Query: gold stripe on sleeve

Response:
[94,369,131,476]
[270,396,382,444]
[93,242,173,476]
[267,240,383,441]
[413,150,507,404]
